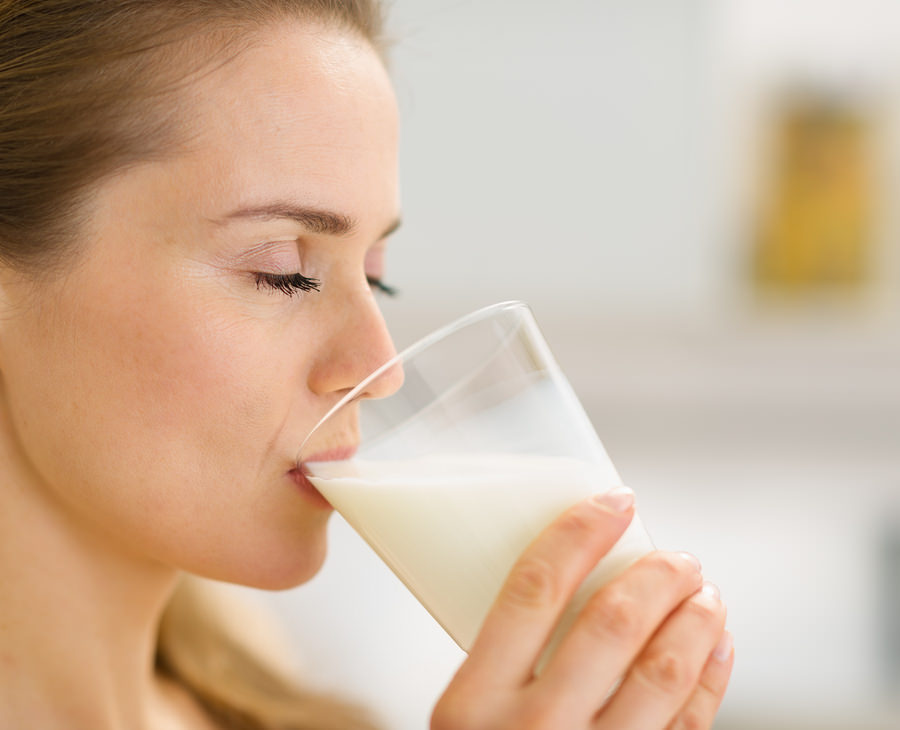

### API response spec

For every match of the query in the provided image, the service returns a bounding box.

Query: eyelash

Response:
[254,272,321,296]
[367,276,397,297]
[253,272,397,297]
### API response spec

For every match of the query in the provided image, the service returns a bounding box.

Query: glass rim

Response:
[299,300,530,458]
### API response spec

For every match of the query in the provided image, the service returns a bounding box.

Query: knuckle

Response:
[503,556,559,611]
[646,551,693,581]
[555,506,598,539]
[635,648,694,696]
[685,593,723,623]
[671,707,708,730]
[580,590,642,642]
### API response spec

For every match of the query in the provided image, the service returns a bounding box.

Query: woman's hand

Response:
[432,489,733,730]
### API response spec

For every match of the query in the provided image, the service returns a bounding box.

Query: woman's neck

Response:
[0,411,204,729]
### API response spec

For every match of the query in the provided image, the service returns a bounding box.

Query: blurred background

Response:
[246,1,900,727]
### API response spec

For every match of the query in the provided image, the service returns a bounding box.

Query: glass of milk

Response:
[298,301,654,666]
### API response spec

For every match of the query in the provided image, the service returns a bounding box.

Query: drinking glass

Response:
[298,301,654,664]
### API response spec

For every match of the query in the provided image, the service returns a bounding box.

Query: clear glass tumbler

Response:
[298,301,654,664]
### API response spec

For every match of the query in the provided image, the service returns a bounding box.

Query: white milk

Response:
[307,453,654,666]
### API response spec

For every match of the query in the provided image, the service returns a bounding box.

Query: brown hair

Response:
[0,1,386,727]
[158,577,381,728]
[0,0,386,274]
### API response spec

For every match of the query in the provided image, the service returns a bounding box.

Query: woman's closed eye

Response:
[253,271,396,298]
[254,271,321,296]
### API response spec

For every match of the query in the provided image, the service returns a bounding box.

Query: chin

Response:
[238,538,329,592]
[183,524,329,592]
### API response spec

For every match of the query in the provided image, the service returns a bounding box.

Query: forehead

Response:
[174,22,399,214]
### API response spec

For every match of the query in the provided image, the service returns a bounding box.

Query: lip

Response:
[301,444,358,466]
[288,468,334,510]
[290,443,358,510]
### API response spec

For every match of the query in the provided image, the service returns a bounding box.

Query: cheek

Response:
[18,280,274,500]
[76,290,273,469]
[113,300,276,445]
[3,272,323,587]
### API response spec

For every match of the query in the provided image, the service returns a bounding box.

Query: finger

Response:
[459,489,636,689]
[595,583,727,730]
[533,550,704,721]
[667,630,734,730]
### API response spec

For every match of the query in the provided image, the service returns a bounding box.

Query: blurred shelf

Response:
[536,309,900,469]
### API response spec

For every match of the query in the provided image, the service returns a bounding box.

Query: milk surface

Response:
[307,453,654,662]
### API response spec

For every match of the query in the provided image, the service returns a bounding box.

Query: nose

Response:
[306,292,403,402]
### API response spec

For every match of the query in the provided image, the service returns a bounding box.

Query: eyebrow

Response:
[222,203,401,240]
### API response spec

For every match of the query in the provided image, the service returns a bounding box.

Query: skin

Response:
[0,19,732,730]
[0,22,400,729]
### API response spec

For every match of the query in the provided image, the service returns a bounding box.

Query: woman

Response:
[0,1,733,728]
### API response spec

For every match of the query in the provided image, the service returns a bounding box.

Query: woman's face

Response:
[0,23,400,588]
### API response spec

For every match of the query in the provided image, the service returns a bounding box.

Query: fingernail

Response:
[591,487,635,513]
[692,581,722,611]
[678,552,702,571]
[713,630,733,663]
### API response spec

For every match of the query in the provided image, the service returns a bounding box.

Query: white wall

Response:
[384,0,720,319]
